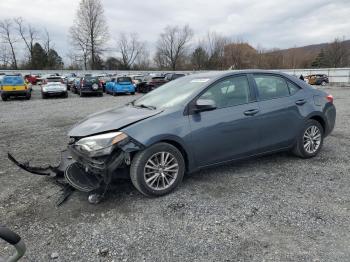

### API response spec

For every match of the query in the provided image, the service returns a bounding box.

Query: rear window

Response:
[152,77,165,81]
[253,75,290,100]
[85,77,99,83]
[3,76,24,85]
[47,78,62,83]
[117,77,132,83]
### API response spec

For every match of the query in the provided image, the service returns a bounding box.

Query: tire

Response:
[41,93,46,99]
[63,92,68,98]
[25,93,31,100]
[131,92,135,95]
[130,142,185,197]
[79,90,84,97]
[321,81,326,86]
[98,92,103,97]
[112,91,117,96]
[292,119,324,158]
[1,94,8,101]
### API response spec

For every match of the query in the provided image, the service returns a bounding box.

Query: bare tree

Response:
[117,33,143,69]
[14,17,38,66]
[69,25,90,70]
[325,38,349,68]
[0,44,11,68]
[0,19,18,69]
[43,28,53,54]
[70,0,109,69]
[155,25,193,70]
[134,45,150,70]
[205,31,228,69]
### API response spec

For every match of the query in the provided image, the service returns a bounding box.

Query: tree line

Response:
[0,18,63,70]
[1,0,349,71]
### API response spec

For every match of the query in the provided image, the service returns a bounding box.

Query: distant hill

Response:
[268,40,350,57]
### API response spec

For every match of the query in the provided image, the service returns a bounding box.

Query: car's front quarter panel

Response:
[121,108,195,171]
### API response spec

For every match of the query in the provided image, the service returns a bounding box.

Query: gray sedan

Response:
[10,70,336,202]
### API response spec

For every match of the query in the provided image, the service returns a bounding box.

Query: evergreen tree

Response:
[191,47,209,70]
[311,49,328,68]
[31,43,47,69]
[46,49,63,69]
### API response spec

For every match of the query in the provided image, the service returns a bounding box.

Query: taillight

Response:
[326,94,333,103]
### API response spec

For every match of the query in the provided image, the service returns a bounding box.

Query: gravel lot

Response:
[0,85,349,261]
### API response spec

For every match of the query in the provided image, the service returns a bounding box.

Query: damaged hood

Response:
[68,105,163,137]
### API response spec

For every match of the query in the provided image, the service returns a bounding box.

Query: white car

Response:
[41,77,68,99]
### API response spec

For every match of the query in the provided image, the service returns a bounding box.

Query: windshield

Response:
[3,76,24,85]
[133,76,210,109]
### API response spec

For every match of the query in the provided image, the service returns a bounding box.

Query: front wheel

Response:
[130,142,185,197]
[292,119,324,158]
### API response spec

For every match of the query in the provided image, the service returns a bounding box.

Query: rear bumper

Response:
[43,91,67,96]
[324,104,336,136]
[1,90,29,97]
[80,88,103,94]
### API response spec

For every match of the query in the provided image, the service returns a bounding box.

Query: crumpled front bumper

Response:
[8,147,125,197]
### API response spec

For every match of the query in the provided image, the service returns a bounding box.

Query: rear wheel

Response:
[292,119,324,158]
[25,93,31,100]
[321,81,327,86]
[131,92,135,95]
[63,92,68,98]
[130,142,185,197]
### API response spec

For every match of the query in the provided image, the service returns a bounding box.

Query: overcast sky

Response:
[1,0,349,61]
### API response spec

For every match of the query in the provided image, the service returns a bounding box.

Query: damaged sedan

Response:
[9,70,336,203]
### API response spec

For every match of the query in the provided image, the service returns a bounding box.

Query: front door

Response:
[189,75,261,167]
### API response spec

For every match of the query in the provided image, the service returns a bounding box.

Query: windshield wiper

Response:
[134,104,156,110]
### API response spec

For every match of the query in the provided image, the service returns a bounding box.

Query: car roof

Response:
[186,70,291,80]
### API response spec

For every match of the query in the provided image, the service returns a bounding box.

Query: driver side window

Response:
[200,75,250,109]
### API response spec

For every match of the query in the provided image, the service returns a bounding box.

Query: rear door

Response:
[250,74,306,151]
[189,74,261,167]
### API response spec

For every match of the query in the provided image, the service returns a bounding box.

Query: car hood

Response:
[68,105,163,137]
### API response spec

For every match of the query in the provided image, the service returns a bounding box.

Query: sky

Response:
[0,0,349,62]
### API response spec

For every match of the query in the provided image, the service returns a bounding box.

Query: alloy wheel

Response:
[144,152,179,191]
[303,125,322,154]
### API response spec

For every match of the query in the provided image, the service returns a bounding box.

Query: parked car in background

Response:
[164,73,186,82]
[130,74,144,86]
[41,76,68,98]
[96,75,110,92]
[63,73,77,90]
[0,74,31,101]
[24,74,39,85]
[106,76,135,96]
[77,76,103,97]
[306,74,329,86]
[136,75,167,93]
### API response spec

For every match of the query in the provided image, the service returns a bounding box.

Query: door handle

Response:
[244,109,259,116]
[295,99,306,106]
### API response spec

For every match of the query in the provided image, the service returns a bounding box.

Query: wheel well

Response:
[160,140,189,172]
[309,115,326,132]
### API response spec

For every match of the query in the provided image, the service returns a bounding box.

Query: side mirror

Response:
[194,99,217,113]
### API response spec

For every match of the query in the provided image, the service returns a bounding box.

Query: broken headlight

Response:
[74,132,128,157]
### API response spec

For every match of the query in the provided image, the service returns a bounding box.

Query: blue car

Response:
[106,76,135,96]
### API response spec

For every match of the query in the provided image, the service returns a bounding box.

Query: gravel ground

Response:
[0,86,349,262]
